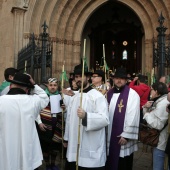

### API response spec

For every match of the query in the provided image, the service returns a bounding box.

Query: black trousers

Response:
[118,153,134,170]
[65,161,105,170]
[105,153,134,170]
[140,109,143,123]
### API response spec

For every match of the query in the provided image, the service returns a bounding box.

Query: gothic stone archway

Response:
[1,0,170,81]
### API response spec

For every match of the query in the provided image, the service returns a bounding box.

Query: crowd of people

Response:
[0,66,170,170]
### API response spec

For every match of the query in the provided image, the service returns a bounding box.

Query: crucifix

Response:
[118,99,124,113]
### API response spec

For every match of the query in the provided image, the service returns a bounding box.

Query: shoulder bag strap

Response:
[159,121,168,132]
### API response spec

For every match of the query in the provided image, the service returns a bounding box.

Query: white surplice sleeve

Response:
[85,95,109,131]
[63,95,72,141]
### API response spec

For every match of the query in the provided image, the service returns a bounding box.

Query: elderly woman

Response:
[142,82,169,170]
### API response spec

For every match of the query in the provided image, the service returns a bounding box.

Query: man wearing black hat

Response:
[0,73,49,170]
[106,68,140,170]
[91,70,107,95]
[63,64,109,170]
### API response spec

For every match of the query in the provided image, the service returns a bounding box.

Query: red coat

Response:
[166,83,170,91]
[129,81,151,109]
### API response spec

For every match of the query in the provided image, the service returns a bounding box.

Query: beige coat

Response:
[143,94,169,151]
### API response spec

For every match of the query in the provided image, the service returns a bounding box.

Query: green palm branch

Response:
[60,71,68,81]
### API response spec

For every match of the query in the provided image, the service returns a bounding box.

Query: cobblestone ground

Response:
[133,143,152,170]
[38,143,153,170]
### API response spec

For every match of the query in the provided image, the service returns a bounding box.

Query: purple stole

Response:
[107,85,130,170]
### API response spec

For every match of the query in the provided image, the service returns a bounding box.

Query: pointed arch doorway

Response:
[83,1,144,74]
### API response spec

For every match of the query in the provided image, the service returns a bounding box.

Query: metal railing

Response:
[17,21,52,84]
[153,12,170,79]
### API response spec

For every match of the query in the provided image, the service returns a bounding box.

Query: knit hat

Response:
[48,78,58,83]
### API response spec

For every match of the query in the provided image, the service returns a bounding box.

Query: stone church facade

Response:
[0,0,170,82]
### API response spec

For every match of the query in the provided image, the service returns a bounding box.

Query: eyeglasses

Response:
[91,76,101,78]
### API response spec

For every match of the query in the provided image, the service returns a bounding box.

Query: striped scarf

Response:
[39,106,63,143]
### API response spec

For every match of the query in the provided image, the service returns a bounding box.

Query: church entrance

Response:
[83,1,144,75]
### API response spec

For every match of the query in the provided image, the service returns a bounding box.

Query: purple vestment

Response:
[107,85,130,170]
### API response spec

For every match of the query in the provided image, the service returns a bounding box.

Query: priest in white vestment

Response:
[63,64,109,170]
[107,68,140,170]
[0,73,49,170]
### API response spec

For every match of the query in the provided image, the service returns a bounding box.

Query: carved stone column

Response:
[13,0,30,8]
[144,39,153,73]
[23,0,30,8]
[11,7,27,67]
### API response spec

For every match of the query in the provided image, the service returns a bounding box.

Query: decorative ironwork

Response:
[153,12,170,79]
[165,34,170,67]
[17,22,53,84]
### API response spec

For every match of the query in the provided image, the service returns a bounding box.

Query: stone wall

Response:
[0,0,170,82]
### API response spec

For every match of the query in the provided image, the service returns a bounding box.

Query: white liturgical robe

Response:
[107,88,140,157]
[64,87,109,167]
[0,85,49,170]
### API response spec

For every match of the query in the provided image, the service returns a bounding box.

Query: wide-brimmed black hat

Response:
[92,70,105,81]
[73,64,90,75]
[114,68,128,79]
[69,72,74,76]
[9,73,34,88]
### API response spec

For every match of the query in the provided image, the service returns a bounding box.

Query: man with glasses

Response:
[91,70,106,95]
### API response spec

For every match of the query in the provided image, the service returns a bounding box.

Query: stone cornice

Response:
[11,7,27,13]
[145,39,153,44]
[54,37,81,46]
[23,33,81,46]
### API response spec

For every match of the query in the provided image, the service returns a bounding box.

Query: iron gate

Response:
[17,21,53,84]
